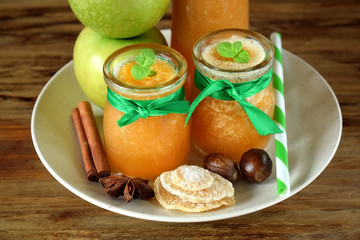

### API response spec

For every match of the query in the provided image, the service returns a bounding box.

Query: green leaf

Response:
[233,49,250,63]
[217,41,250,63]
[131,65,150,80]
[232,41,243,52]
[135,48,155,66]
[217,42,236,58]
[141,48,156,67]
[148,69,156,77]
[135,52,146,65]
[132,48,157,80]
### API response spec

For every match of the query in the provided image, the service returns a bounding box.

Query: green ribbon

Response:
[107,87,189,127]
[185,69,282,136]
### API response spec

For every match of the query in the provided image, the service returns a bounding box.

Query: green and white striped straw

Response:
[270,32,290,197]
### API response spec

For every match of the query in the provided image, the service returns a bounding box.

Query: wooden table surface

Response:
[1,0,359,239]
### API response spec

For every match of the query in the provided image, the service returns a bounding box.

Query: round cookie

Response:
[160,170,234,203]
[154,177,235,213]
[171,165,214,191]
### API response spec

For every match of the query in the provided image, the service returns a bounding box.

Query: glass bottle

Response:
[171,0,249,98]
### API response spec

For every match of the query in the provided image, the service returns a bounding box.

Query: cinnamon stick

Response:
[77,101,111,178]
[71,108,98,181]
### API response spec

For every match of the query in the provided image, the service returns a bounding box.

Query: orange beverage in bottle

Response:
[171,0,249,98]
[190,29,275,161]
[103,44,190,180]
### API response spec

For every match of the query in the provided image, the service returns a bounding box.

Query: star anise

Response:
[99,173,154,202]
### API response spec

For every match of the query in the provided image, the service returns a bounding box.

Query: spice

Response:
[99,174,154,202]
[72,108,97,181]
[72,101,111,181]
[203,153,239,183]
[240,148,273,183]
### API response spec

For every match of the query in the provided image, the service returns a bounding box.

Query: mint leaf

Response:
[217,41,250,63]
[217,42,236,58]
[131,65,150,80]
[135,49,155,66]
[135,53,145,65]
[233,49,250,63]
[131,48,156,80]
[148,69,156,77]
[142,48,155,67]
[232,41,243,52]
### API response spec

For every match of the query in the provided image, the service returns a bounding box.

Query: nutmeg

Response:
[203,153,239,182]
[240,148,273,183]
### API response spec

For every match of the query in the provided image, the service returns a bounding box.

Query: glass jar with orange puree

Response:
[188,29,282,162]
[103,44,190,180]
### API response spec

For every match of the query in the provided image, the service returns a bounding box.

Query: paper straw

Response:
[270,32,290,197]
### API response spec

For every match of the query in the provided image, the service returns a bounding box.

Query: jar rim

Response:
[103,43,187,95]
[192,28,274,75]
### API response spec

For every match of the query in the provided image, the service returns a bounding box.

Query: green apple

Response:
[68,0,170,38]
[73,26,167,108]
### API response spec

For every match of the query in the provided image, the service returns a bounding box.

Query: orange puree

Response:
[116,58,177,88]
[191,85,274,161]
[190,29,275,161]
[103,103,190,180]
[103,47,190,180]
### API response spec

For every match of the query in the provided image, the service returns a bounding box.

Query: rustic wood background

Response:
[0,0,359,239]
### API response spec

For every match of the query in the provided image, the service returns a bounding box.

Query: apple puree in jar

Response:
[116,58,177,89]
[103,44,190,180]
[190,29,276,161]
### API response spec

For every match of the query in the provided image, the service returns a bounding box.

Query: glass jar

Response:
[103,44,190,180]
[171,0,249,99]
[190,29,275,161]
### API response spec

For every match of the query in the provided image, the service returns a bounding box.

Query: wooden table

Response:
[1,0,359,239]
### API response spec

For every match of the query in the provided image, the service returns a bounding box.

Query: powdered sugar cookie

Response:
[160,170,234,203]
[154,177,235,213]
[171,165,214,191]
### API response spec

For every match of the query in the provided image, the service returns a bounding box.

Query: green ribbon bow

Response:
[107,87,189,127]
[185,69,282,136]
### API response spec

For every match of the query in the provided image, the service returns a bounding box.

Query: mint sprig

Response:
[217,41,250,63]
[131,48,156,80]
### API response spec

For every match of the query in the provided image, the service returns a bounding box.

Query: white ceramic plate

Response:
[31,30,342,222]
